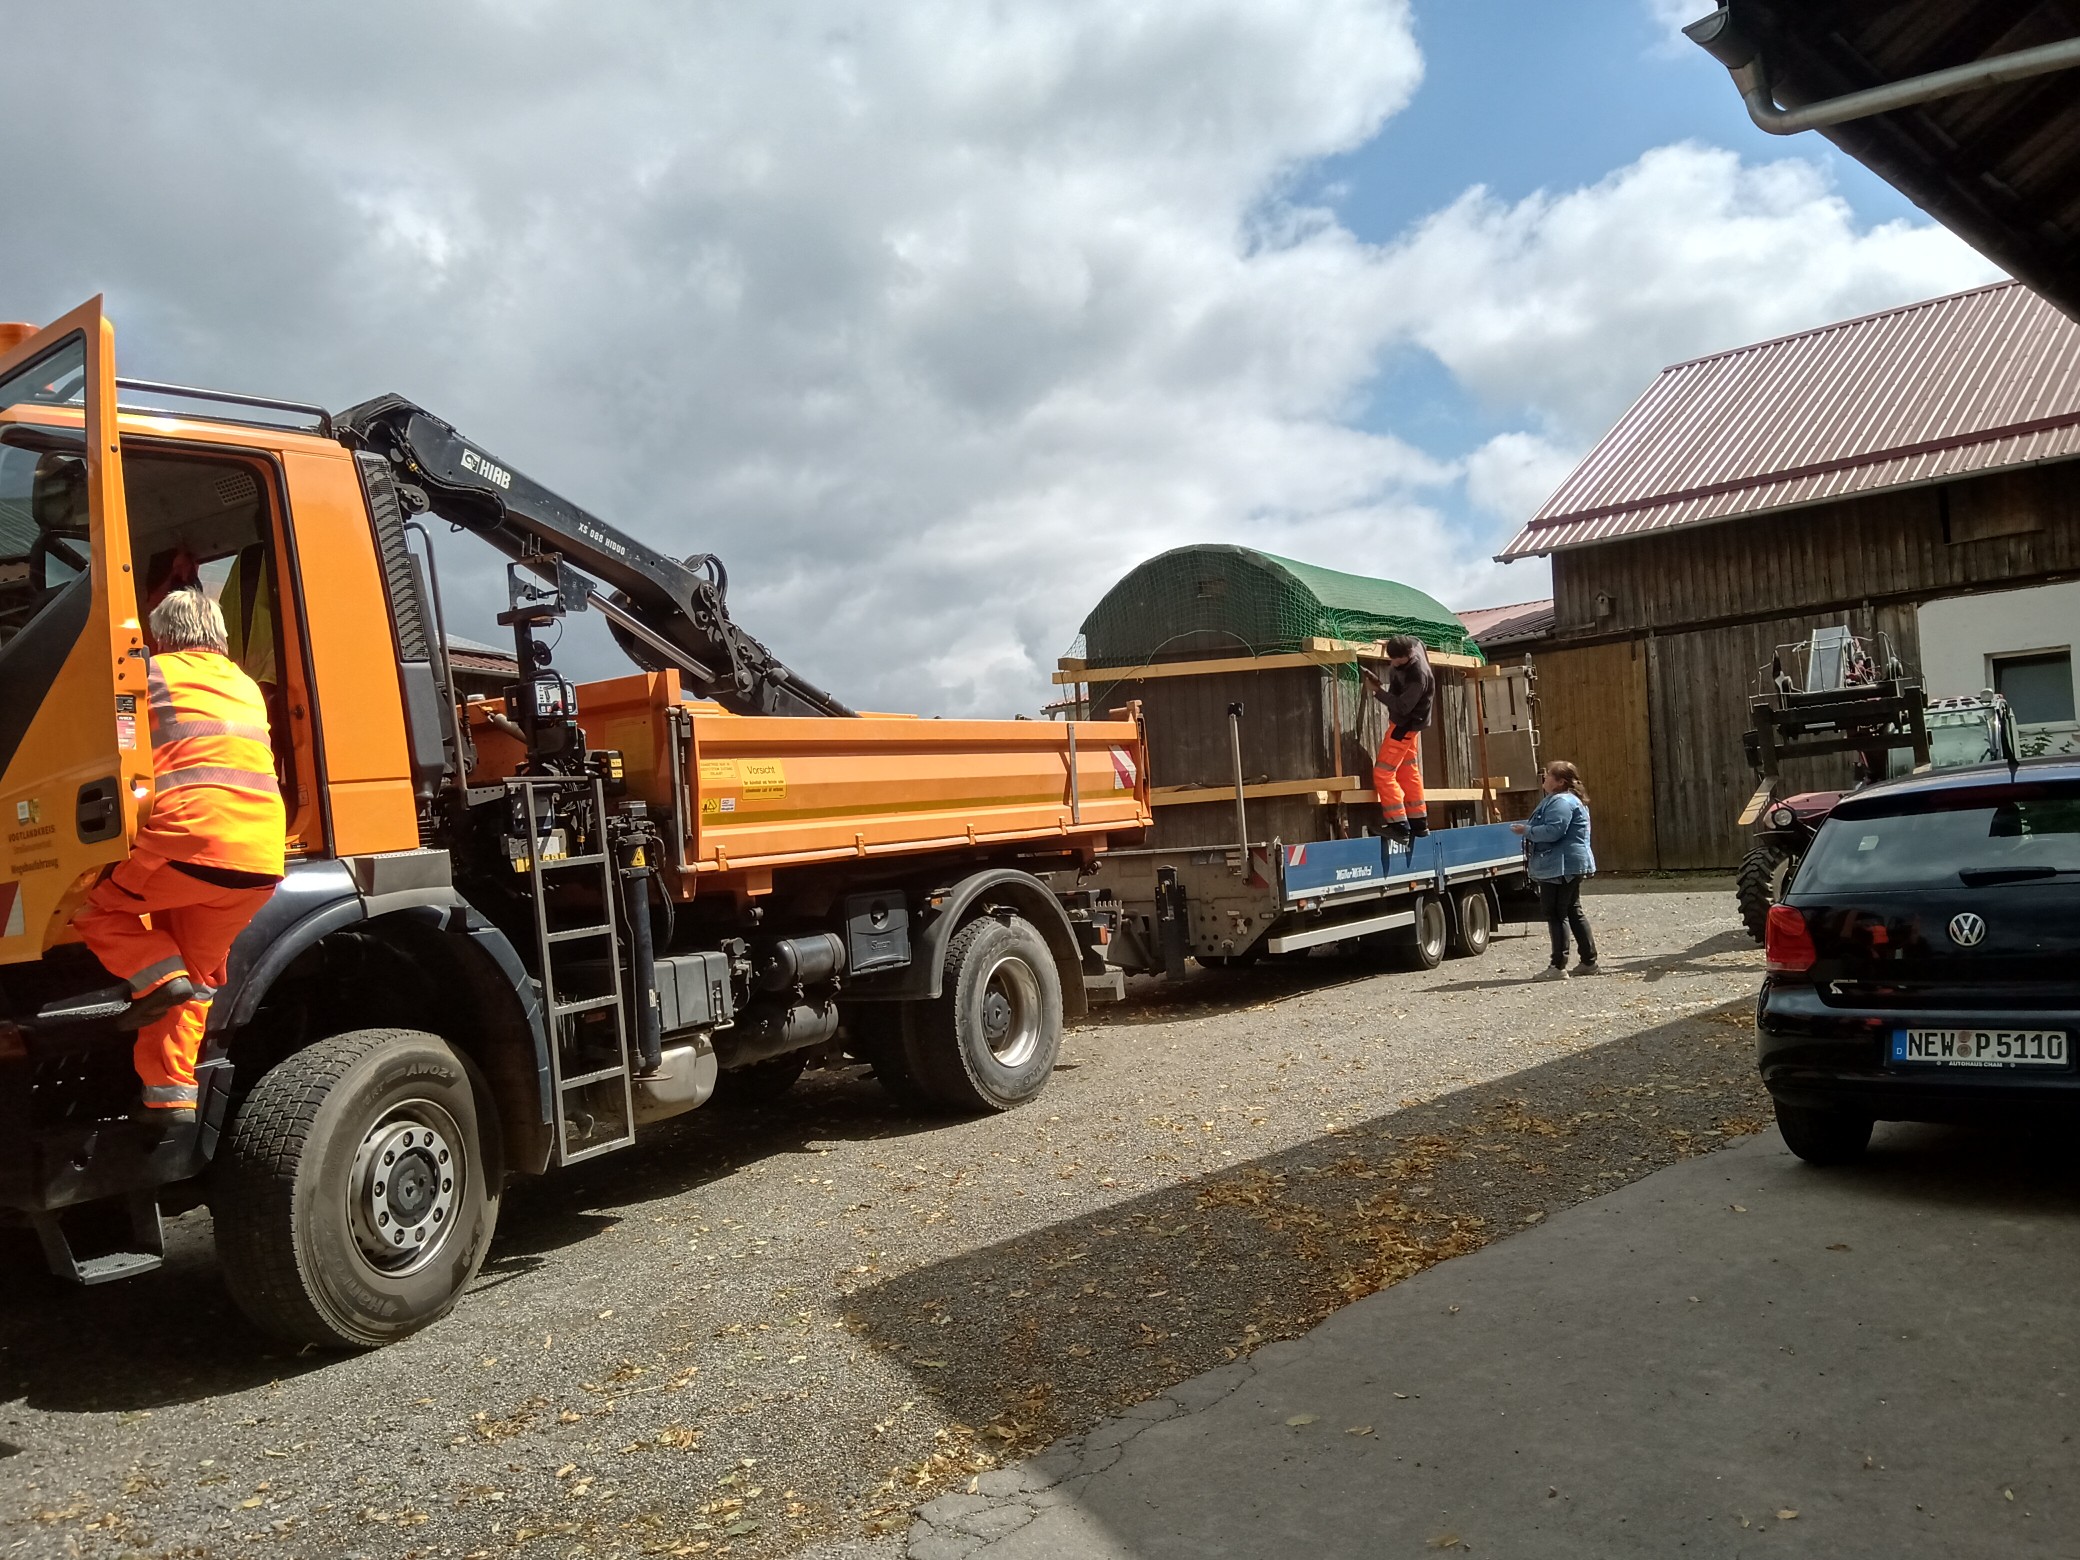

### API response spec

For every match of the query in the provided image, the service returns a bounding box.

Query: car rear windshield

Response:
[1799,784,2080,892]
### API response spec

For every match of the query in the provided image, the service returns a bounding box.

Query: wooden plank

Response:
[1151,775,1361,807]
[1331,787,1509,805]
[1303,635,1483,669]
[1066,641,1486,684]
[1057,650,1325,684]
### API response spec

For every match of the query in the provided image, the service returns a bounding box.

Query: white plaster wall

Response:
[1916,581,2080,698]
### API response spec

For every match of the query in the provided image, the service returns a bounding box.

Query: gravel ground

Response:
[0,888,1770,1559]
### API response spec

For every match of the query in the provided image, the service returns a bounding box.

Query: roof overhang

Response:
[1684,1,2080,321]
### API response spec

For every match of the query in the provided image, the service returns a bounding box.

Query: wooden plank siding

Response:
[1550,463,2080,640]
[1531,460,2080,868]
[1528,641,1656,871]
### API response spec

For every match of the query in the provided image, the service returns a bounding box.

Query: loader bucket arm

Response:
[335,396,854,718]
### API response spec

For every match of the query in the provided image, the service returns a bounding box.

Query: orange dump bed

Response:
[469,672,1148,891]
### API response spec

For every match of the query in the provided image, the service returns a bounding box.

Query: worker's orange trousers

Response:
[1373,729,1427,827]
[71,851,273,1110]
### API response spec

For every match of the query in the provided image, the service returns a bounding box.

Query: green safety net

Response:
[1072,544,1482,670]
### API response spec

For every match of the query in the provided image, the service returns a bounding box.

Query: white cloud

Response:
[1381,141,2005,445]
[1644,0,1712,49]
[2,7,2003,713]
[1462,432,1578,525]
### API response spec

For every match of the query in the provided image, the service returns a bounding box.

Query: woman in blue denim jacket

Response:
[1511,760,1600,980]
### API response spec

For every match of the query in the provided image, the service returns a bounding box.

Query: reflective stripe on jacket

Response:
[140,649,287,877]
[1524,789,1595,882]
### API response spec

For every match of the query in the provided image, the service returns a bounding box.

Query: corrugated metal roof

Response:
[1499,281,2080,559]
[1456,598,1554,647]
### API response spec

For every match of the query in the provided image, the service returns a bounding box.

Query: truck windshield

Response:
[1799,785,2080,892]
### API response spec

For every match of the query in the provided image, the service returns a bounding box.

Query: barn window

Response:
[1993,650,2076,724]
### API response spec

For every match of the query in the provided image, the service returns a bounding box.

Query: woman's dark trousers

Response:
[1538,876,1597,968]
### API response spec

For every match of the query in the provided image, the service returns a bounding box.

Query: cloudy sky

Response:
[8,1,2001,715]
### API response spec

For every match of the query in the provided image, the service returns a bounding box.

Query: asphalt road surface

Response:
[1,887,1768,1558]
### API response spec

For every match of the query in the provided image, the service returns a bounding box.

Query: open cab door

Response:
[0,299,148,965]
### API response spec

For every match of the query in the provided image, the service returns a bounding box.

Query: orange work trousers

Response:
[1373,729,1427,827]
[71,851,274,1110]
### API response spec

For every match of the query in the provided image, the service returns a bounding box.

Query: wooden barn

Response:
[1493,280,2080,872]
[1056,545,1508,849]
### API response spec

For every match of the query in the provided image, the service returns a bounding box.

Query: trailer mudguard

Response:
[848,867,1088,1020]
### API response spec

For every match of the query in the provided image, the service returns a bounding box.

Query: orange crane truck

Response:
[0,300,1149,1347]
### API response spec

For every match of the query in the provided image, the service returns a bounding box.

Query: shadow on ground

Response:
[832,998,1774,1500]
[0,1068,959,1414]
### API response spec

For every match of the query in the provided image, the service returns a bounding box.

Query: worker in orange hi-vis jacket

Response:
[71,587,285,1120]
[1360,635,1434,849]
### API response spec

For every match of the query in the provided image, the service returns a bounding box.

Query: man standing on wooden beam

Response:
[1362,636,1432,848]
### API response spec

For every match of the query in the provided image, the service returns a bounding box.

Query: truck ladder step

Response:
[546,924,613,944]
[34,986,133,1024]
[538,853,608,869]
[552,994,622,1017]
[560,1064,634,1089]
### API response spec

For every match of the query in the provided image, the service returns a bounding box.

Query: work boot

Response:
[1381,821,1412,849]
[114,975,201,1031]
[131,1101,198,1126]
[1407,817,1430,838]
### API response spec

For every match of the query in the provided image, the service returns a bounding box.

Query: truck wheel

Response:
[1396,896,1448,971]
[1774,1099,1873,1166]
[911,914,1063,1112]
[212,1029,501,1350]
[1736,843,1795,944]
[1449,888,1493,957]
[844,1002,932,1109]
[715,1051,808,1107]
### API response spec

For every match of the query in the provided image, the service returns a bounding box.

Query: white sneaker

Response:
[1530,965,1569,982]
[1574,959,1604,976]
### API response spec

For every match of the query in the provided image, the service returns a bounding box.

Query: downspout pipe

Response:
[1684,8,2080,135]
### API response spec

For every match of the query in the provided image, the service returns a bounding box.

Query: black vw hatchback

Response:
[1758,757,2080,1164]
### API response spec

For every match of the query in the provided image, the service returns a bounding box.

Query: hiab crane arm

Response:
[335,395,855,718]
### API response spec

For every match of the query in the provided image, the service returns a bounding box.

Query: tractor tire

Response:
[1449,887,1493,958]
[907,915,1063,1113]
[212,1029,501,1350]
[1774,1099,1873,1167]
[1736,843,1797,944]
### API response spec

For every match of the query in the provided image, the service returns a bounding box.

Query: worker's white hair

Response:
[149,588,228,654]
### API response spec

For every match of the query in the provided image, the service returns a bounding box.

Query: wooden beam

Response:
[1061,640,1486,684]
[1056,651,1328,685]
[1331,786,1513,805]
[1151,775,1363,807]
[1302,636,1483,670]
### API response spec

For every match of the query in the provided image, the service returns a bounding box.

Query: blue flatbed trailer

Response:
[1078,821,1532,982]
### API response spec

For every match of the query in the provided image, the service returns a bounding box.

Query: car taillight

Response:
[1765,904,1817,974]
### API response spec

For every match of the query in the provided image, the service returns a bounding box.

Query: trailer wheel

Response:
[911,914,1063,1112]
[1449,888,1493,957]
[1736,843,1795,944]
[212,1029,500,1350]
[1397,896,1448,971]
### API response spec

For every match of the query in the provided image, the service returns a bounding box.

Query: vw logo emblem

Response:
[1949,912,1987,947]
